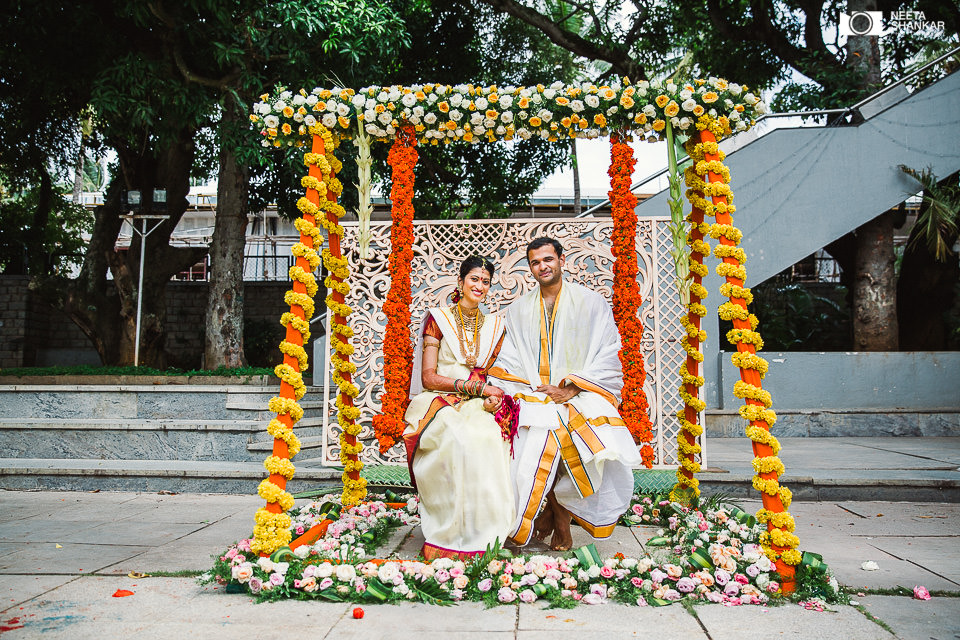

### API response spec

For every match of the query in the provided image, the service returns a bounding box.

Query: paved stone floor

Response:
[0,490,958,639]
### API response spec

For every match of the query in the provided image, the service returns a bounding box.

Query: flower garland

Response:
[251,79,765,148]
[371,124,417,453]
[608,132,654,465]
[669,148,711,503]
[250,128,335,556]
[306,125,367,507]
[685,123,799,586]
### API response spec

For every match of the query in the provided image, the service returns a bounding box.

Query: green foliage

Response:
[899,166,960,262]
[0,176,92,276]
[731,281,851,352]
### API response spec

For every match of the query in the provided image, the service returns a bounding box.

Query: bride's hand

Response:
[483,384,505,399]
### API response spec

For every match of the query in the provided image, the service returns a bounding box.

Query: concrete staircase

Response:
[0,385,340,493]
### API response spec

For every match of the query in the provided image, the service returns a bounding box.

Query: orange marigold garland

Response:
[608,131,655,467]
[372,124,418,453]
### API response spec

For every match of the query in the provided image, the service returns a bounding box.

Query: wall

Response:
[0,277,290,369]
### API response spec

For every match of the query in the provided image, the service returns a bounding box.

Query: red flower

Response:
[608,132,654,462]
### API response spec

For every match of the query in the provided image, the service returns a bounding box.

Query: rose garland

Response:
[607,132,655,465]
[685,120,800,586]
[372,124,418,453]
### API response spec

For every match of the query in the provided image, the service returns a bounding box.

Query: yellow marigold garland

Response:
[689,125,800,586]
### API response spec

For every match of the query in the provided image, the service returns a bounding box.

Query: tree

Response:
[476,0,960,349]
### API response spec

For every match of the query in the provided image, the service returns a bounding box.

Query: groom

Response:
[489,237,642,550]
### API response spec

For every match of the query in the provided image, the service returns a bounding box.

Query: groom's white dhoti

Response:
[489,281,642,544]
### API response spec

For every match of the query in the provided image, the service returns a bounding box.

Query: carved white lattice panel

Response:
[319,217,700,469]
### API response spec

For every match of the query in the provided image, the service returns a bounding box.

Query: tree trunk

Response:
[72,136,85,205]
[204,101,249,369]
[51,127,206,366]
[852,212,899,350]
[571,138,581,215]
[846,0,897,350]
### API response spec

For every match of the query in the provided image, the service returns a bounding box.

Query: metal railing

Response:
[576,44,960,218]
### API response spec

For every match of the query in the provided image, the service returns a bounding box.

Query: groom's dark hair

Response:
[526,237,563,260]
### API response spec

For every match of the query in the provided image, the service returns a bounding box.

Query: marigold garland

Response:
[372,124,418,454]
[688,126,799,588]
[608,132,655,466]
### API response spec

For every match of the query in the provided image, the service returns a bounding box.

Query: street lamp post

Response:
[122,189,169,367]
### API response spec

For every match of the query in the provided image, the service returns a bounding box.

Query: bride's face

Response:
[458,267,491,307]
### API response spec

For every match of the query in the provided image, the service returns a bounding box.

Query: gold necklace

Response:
[454,303,484,368]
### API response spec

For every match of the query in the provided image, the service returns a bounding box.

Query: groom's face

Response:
[527,244,565,288]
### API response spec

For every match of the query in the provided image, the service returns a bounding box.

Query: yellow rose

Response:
[652,119,666,131]
[282,106,294,118]
[438,101,449,113]
[555,96,570,106]
[655,95,669,108]
[702,91,719,103]
[281,123,292,135]
[593,113,606,127]
[517,97,530,109]
[485,109,498,119]
[528,116,542,127]
[665,101,680,117]
[619,95,635,109]
[693,105,705,117]
[338,116,349,129]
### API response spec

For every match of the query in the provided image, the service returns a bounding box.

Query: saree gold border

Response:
[514,392,552,404]
[570,513,617,539]
[511,435,559,545]
[563,374,619,408]
[487,366,529,385]
[553,425,594,498]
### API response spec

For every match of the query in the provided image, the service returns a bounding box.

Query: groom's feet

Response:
[547,493,573,552]
[532,502,555,543]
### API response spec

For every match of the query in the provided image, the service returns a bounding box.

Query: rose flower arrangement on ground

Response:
[202,492,842,607]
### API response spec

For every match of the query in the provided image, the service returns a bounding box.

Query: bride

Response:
[403,256,517,561]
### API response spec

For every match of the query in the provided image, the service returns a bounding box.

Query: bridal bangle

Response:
[453,379,485,397]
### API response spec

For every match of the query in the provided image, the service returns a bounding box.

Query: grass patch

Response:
[856,586,960,598]
[141,570,206,578]
[851,603,895,635]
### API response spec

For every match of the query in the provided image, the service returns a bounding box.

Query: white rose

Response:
[378,563,400,583]
[377,111,392,125]
[728,83,742,96]
[642,104,656,117]
[449,109,463,122]
[413,106,424,118]
[543,88,556,99]
[475,97,488,109]
[679,89,693,101]
[500,111,513,123]
[325,101,336,112]
[517,128,531,139]
[681,98,697,112]
[336,103,350,117]
[363,109,376,122]
[388,89,401,102]
[470,111,484,125]
[606,106,618,115]
[292,94,306,106]
[257,557,274,572]
[584,95,599,109]
[273,100,287,112]
[495,125,506,135]
[424,113,437,125]
[450,93,464,107]
[550,81,564,90]
[743,92,756,104]
[279,90,292,101]
[351,94,366,108]
[666,82,677,93]
[499,95,513,109]
[538,109,552,122]
[263,115,279,129]
[483,118,495,128]
[755,101,768,115]
[377,91,389,102]
[365,123,378,134]
[335,564,356,582]
[321,114,337,128]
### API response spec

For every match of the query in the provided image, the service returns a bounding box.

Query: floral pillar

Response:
[608,132,655,467]
[690,124,798,589]
[372,124,417,453]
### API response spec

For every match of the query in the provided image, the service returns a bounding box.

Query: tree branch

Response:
[478,0,646,80]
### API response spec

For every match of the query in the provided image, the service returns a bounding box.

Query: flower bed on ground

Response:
[202,493,842,608]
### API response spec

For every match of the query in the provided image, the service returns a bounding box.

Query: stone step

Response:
[0,418,326,462]
[0,385,328,420]
[0,458,341,494]
[705,408,960,438]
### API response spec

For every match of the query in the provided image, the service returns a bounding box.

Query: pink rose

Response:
[519,589,537,603]
[914,586,932,600]
[497,586,517,603]
[734,573,749,585]
[766,582,780,594]
[636,596,648,606]
[632,504,645,516]
[581,593,603,605]
[453,575,469,590]
[600,566,615,578]
[631,577,643,588]
[477,578,493,592]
